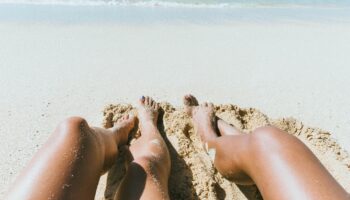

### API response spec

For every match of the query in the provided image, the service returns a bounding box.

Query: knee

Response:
[56,116,89,139]
[59,116,88,131]
[249,126,288,153]
[252,126,284,139]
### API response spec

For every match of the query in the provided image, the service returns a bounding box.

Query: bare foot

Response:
[184,94,241,137]
[111,114,136,146]
[137,96,159,129]
[183,94,219,144]
[184,95,254,185]
[95,114,136,173]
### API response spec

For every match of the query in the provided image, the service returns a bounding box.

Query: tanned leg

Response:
[6,115,136,200]
[115,96,171,200]
[184,94,349,200]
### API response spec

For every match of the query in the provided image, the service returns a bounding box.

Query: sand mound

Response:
[101,102,350,200]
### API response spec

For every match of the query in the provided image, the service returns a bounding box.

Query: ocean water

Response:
[2,0,350,8]
[0,0,350,24]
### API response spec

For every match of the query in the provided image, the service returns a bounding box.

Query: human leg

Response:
[6,115,135,200]
[115,96,171,200]
[184,95,349,200]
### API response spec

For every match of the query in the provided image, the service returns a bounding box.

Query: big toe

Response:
[183,94,199,115]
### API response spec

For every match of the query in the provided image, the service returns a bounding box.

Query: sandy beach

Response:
[1,3,350,199]
[100,102,350,199]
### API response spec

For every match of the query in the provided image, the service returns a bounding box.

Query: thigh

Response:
[248,127,349,200]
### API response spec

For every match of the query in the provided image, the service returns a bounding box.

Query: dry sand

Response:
[1,22,350,199]
[99,102,350,200]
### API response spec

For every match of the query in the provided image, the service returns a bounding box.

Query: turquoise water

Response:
[0,1,350,24]
[2,0,350,7]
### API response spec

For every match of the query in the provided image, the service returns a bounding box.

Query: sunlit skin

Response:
[6,95,349,200]
[6,96,171,200]
[184,94,349,200]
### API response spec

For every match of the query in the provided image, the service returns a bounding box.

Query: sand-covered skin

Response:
[101,102,350,200]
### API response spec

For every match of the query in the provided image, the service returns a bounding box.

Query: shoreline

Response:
[1,4,350,24]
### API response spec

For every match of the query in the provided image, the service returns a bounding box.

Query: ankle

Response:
[198,128,218,144]
[140,120,157,129]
